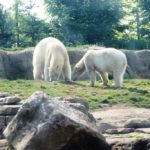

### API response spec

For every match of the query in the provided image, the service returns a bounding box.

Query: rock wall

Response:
[0,48,150,79]
[0,49,33,79]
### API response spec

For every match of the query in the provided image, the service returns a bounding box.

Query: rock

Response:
[0,105,21,115]
[0,92,9,98]
[97,122,117,133]
[105,128,135,134]
[0,51,8,79]
[68,50,86,65]
[4,91,110,150]
[124,118,150,128]
[0,116,5,128]
[0,116,6,139]
[135,128,150,134]
[109,138,150,150]
[5,116,14,126]
[135,50,150,78]
[99,103,111,108]
[57,96,89,111]
[0,96,21,105]
[124,50,150,78]
[0,49,34,79]
[0,139,8,150]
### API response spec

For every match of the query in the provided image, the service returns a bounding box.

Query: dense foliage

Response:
[0,0,150,49]
[45,0,123,45]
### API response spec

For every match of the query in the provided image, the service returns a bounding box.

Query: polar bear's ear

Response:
[75,64,80,69]
[75,66,80,70]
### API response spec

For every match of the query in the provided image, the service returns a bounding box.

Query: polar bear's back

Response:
[33,37,67,66]
[34,37,66,55]
[84,48,127,73]
[98,48,126,63]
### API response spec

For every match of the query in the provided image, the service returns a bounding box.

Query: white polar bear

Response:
[72,48,127,88]
[32,37,71,82]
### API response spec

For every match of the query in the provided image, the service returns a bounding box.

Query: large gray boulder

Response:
[3,91,110,150]
[124,118,150,128]
[0,48,150,79]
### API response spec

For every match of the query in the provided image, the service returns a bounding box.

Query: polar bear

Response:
[72,48,127,88]
[32,37,71,82]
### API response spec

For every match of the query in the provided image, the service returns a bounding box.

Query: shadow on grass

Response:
[64,81,86,87]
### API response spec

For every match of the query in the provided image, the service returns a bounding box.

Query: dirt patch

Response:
[91,104,150,127]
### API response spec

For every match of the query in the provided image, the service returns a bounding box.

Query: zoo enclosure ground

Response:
[0,79,149,109]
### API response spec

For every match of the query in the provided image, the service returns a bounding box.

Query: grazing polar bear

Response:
[32,37,71,82]
[72,48,127,88]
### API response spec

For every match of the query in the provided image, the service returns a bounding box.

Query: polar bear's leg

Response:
[44,66,49,81]
[62,60,71,82]
[99,72,109,85]
[44,56,50,81]
[113,65,126,88]
[84,59,96,87]
[49,58,63,82]
[87,70,96,87]
[113,72,123,88]
[33,64,43,80]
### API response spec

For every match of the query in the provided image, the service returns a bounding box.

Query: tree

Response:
[44,0,124,45]
[141,0,150,13]
[19,1,50,47]
[112,0,150,49]
[14,0,23,47]
[140,0,150,42]
[0,4,15,47]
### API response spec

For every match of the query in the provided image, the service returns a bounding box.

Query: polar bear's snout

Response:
[72,66,85,81]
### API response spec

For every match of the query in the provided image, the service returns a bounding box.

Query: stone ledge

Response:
[0,105,21,115]
[0,96,21,105]
[0,139,8,149]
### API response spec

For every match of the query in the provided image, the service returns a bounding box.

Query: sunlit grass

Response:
[0,47,24,51]
[105,132,150,139]
[0,79,149,110]
[67,44,90,50]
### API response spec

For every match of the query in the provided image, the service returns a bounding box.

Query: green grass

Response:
[0,79,149,110]
[0,47,24,51]
[0,44,95,52]
[67,44,90,50]
[104,132,150,139]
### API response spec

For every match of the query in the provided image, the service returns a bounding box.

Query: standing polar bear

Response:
[72,48,127,88]
[32,37,71,82]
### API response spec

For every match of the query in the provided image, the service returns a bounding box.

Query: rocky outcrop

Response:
[124,118,150,128]
[0,48,150,79]
[0,92,21,140]
[0,92,150,149]
[4,91,110,150]
[92,104,150,149]
[108,138,150,150]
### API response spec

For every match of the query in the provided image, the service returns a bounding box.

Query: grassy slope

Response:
[0,79,149,109]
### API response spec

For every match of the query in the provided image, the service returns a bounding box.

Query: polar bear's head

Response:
[48,65,61,81]
[72,60,85,81]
